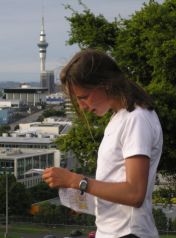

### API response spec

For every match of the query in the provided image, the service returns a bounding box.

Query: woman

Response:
[43,49,163,238]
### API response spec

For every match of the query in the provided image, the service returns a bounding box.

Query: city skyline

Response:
[0,0,164,83]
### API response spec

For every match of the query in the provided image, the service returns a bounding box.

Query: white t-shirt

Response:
[95,107,163,238]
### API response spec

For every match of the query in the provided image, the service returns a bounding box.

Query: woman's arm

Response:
[42,155,149,208]
[86,155,150,207]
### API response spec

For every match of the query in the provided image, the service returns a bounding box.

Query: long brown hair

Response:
[60,48,154,113]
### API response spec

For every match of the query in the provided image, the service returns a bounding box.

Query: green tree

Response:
[172,217,176,231]
[36,115,44,122]
[0,174,31,215]
[61,0,176,173]
[33,202,95,225]
[28,181,58,203]
[14,124,19,130]
[153,207,168,231]
[112,0,176,171]
[42,108,65,118]
[34,202,71,224]
[0,125,10,136]
[65,1,118,52]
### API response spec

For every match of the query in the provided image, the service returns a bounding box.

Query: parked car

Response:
[69,229,82,237]
[88,230,96,238]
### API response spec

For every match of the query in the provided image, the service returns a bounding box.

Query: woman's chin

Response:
[94,110,107,117]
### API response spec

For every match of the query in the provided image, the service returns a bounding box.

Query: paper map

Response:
[59,188,95,215]
[24,168,44,175]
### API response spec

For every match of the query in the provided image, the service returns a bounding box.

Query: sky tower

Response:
[37,17,55,93]
[37,16,48,72]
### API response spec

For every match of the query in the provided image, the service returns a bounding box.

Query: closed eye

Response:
[77,95,89,100]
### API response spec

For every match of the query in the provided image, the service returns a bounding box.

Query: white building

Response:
[46,92,64,105]
[64,96,75,118]
[17,118,72,137]
[0,118,73,187]
[4,83,48,106]
[0,135,56,149]
[0,148,60,188]
[0,99,21,109]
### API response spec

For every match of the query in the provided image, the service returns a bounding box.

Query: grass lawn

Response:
[0,224,175,238]
[160,236,176,238]
[0,223,89,238]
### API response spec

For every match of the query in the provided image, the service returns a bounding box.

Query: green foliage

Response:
[33,202,95,225]
[42,108,65,118]
[65,1,118,51]
[153,208,168,231]
[153,99,176,170]
[63,0,176,173]
[37,108,65,122]
[33,203,61,224]
[0,125,10,135]
[113,1,176,171]
[36,115,44,122]
[28,182,58,203]
[9,182,31,215]
[0,174,31,215]
[14,124,19,130]
[112,0,176,171]
[153,186,176,205]
[172,217,176,231]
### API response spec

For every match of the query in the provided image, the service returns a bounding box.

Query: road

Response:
[11,231,86,238]
[19,232,84,238]
[9,105,62,130]
[9,110,44,131]
[20,234,85,238]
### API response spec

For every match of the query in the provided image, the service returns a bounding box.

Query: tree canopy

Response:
[0,174,31,215]
[28,182,58,203]
[58,0,176,173]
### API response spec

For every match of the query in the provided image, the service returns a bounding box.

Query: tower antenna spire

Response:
[41,0,44,18]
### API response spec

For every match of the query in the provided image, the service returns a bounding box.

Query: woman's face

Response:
[71,84,112,117]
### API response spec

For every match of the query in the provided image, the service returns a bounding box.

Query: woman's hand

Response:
[42,167,79,189]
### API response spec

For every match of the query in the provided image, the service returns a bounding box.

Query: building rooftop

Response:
[0,136,54,144]
[0,148,56,159]
[4,87,48,93]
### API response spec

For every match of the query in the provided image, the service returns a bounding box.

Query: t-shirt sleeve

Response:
[121,111,153,159]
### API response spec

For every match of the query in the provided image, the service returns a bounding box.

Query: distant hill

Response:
[0,81,40,89]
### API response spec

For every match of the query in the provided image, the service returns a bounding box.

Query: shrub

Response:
[153,208,167,231]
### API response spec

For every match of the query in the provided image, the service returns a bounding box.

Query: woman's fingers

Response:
[42,167,68,188]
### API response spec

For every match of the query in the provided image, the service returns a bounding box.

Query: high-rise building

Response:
[40,70,55,94]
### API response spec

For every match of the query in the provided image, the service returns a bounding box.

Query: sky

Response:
[0,0,164,83]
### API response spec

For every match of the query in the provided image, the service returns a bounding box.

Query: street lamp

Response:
[2,166,13,238]
[4,169,8,238]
